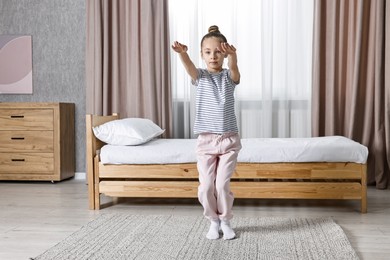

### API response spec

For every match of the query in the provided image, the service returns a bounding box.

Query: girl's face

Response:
[201,37,226,73]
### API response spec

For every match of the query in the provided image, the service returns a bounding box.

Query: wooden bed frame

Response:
[86,114,367,213]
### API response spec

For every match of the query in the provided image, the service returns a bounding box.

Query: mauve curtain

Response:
[86,0,172,136]
[312,0,390,189]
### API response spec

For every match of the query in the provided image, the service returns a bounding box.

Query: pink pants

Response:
[196,133,242,221]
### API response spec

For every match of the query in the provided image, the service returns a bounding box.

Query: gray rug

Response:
[33,214,359,260]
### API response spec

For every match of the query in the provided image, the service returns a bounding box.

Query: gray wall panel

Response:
[0,0,86,173]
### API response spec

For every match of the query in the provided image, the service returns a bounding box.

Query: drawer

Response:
[0,153,54,174]
[0,109,53,130]
[0,131,54,152]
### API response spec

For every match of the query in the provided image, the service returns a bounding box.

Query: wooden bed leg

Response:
[86,114,95,210]
[88,173,95,210]
[94,155,101,210]
[361,198,367,213]
[87,162,95,210]
[361,164,367,213]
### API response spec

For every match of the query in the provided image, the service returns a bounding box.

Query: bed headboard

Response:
[85,113,119,209]
[86,114,119,156]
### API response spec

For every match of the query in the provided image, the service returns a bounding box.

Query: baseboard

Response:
[75,172,86,180]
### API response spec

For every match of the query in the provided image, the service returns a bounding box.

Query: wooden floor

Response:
[0,178,389,260]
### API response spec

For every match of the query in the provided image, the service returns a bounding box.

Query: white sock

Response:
[221,220,235,240]
[206,219,220,240]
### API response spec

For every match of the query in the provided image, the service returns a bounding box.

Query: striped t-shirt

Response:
[192,68,239,134]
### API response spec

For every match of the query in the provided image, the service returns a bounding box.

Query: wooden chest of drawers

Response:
[0,103,75,181]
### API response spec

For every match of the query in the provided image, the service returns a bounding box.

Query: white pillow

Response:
[92,118,165,146]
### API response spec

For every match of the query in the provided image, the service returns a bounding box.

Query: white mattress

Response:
[99,136,368,165]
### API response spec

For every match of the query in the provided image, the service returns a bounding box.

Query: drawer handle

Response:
[11,137,25,140]
[11,159,25,162]
[10,115,24,118]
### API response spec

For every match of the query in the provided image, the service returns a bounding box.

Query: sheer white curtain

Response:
[169,0,314,138]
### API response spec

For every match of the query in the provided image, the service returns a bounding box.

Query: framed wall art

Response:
[0,35,33,94]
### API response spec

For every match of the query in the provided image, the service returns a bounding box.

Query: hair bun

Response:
[208,25,220,33]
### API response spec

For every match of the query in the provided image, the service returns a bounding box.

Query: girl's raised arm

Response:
[172,41,198,81]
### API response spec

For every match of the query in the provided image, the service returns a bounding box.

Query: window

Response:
[169,0,314,138]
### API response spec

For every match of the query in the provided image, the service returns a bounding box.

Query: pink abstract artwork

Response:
[0,35,33,94]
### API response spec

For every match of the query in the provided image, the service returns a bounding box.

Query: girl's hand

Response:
[221,42,240,83]
[220,42,237,56]
[172,41,188,53]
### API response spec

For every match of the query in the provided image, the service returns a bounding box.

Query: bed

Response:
[86,114,369,213]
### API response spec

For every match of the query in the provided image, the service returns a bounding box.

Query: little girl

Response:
[172,25,241,240]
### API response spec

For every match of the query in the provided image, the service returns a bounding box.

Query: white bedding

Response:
[99,136,368,165]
